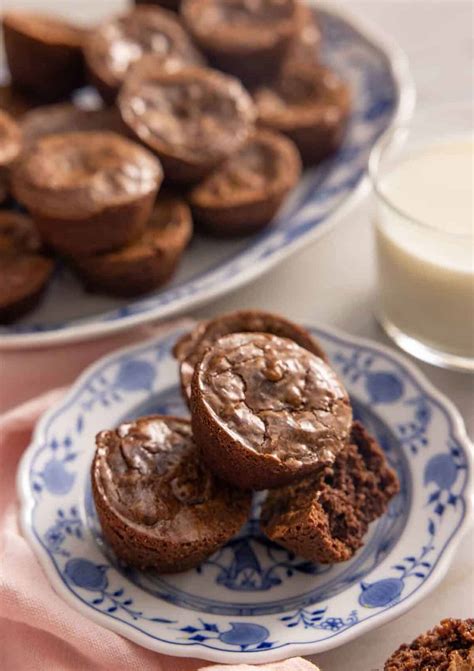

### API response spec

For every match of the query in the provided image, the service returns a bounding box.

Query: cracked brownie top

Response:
[93,415,249,538]
[196,332,352,467]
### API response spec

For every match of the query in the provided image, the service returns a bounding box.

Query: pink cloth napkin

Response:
[0,327,318,671]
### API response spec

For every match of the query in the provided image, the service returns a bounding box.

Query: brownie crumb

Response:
[385,618,474,670]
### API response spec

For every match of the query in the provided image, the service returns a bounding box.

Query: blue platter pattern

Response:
[3,8,406,340]
[19,324,472,662]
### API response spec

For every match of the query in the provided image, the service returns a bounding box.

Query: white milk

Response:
[375,137,474,360]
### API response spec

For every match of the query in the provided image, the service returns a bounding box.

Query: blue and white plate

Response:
[1,4,414,348]
[18,321,473,663]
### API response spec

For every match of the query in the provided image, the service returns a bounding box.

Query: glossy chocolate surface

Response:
[12,131,162,218]
[119,62,255,168]
[196,332,351,466]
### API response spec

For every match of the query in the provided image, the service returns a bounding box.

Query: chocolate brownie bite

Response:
[73,194,192,297]
[0,211,54,323]
[0,110,22,204]
[254,63,350,165]
[385,619,474,671]
[261,421,399,563]
[84,6,205,104]
[91,415,251,572]
[173,310,328,405]
[188,129,301,237]
[181,0,304,86]
[191,332,352,490]
[20,103,128,147]
[2,11,86,102]
[12,131,162,257]
[119,60,256,183]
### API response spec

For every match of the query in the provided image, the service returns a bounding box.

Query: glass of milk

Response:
[369,104,473,371]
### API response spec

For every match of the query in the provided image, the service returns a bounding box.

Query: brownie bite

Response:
[91,415,251,572]
[0,110,22,204]
[254,63,350,165]
[181,0,304,85]
[74,194,192,297]
[119,59,255,183]
[191,332,352,489]
[84,6,205,104]
[189,129,301,237]
[385,619,474,671]
[12,131,163,256]
[0,211,54,323]
[2,11,86,102]
[173,310,328,405]
[261,421,399,563]
[20,103,127,147]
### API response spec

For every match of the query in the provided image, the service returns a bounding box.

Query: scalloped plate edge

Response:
[17,321,473,663]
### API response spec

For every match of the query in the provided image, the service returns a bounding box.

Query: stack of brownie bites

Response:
[91,310,399,573]
[0,0,351,323]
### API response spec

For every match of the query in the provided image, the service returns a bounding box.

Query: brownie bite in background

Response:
[181,0,305,86]
[84,6,205,103]
[12,131,163,256]
[254,63,350,165]
[188,129,302,237]
[74,194,192,297]
[2,11,86,102]
[119,60,255,183]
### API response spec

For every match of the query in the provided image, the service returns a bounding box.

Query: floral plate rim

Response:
[17,320,473,663]
[0,2,415,349]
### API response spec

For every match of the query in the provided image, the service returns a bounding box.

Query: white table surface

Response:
[2,0,473,669]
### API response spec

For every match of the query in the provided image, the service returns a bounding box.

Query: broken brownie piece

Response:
[260,421,399,563]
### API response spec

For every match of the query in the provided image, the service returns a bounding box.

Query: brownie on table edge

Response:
[384,618,474,671]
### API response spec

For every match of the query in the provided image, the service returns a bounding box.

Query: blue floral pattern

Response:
[19,321,472,662]
[177,621,273,651]
[195,520,330,592]
[280,607,358,632]
[359,518,436,608]
[44,507,83,556]
[64,558,174,624]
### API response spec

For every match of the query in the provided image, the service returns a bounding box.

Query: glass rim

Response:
[368,103,473,240]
